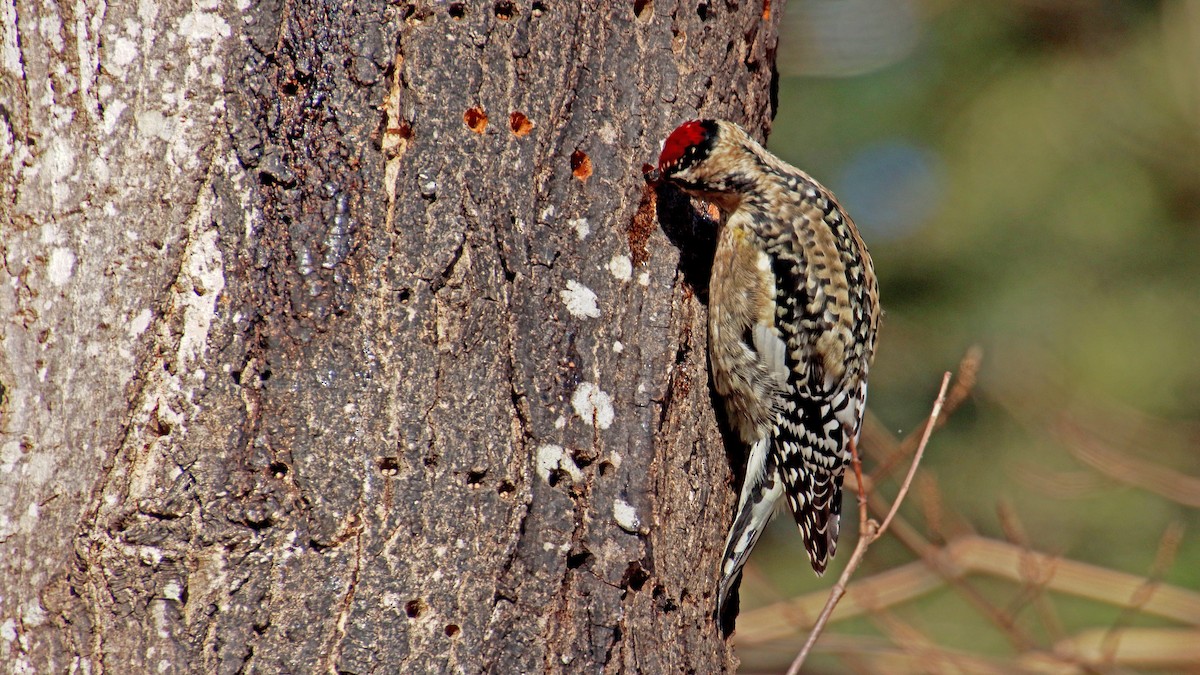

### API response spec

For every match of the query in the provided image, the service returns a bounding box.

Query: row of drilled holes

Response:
[446,1,548,21]
[404,600,460,636]
[437,1,760,25]
[463,107,532,137]
[376,457,519,499]
[462,107,591,180]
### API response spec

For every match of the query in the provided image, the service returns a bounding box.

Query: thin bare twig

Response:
[1100,521,1186,666]
[878,373,948,535]
[785,371,953,675]
[870,348,981,481]
[863,490,1028,650]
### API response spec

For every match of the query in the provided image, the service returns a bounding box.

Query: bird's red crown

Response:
[658,119,715,171]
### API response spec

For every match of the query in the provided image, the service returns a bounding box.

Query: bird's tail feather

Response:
[779,445,846,574]
[717,437,783,615]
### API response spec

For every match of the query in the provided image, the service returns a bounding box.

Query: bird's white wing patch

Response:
[753,323,789,386]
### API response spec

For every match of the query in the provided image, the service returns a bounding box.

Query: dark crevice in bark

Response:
[602,621,625,669]
[324,526,365,671]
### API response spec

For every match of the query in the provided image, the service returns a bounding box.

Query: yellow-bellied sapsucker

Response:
[646,119,880,615]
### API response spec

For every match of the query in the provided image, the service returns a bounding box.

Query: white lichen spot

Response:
[20,501,39,533]
[140,546,164,566]
[1,0,23,78]
[162,581,183,601]
[111,36,138,69]
[540,205,555,221]
[153,596,170,638]
[613,498,641,533]
[46,136,75,181]
[136,109,174,141]
[637,271,650,286]
[535,444,583,484]
[0,619,15,642]
[608,451,622,469]
[571,382,614,430]
[21,601,46,628]
[597,121,618,145]
[44,136,76,204]
[103,99,128,135]
[40,223,62,245]
[560,280,600,319]
[178,11,231,41]
[553,415,566,430]
[90,155,111,182]
[607,254,632,282]
[542,542,557,551]
[128,308,153,336]
[26,453,55,486]
[568,217,590,240]
[612,341,623,353]
[139,0,161,24]
[38,15,63,53]
[0,440,19,473]
[177,228,225,366]
[47,248,75,286]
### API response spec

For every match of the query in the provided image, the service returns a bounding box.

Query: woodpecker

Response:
[646,119,880,616]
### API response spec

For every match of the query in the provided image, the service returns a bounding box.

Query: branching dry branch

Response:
[733,349,1200,674]
[784,371,954,675]
[739,535,1200,647]
[1099,521,1186,666]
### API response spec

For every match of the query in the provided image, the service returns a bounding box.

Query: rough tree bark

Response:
[0,0,781,671]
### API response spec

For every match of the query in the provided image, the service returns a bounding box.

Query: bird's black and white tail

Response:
[717,436,783,615]
[717,391,859,615]
[776,391,855,573]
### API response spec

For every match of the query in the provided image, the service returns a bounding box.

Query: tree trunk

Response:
[0,0,781,671]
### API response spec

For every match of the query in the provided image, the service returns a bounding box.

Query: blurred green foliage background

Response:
[743,0,1200,670]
